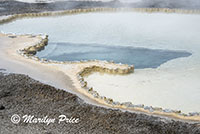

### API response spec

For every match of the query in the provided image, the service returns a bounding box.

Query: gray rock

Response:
[189,112,200,116]
[121,102,133,107]
[0,105,5,110]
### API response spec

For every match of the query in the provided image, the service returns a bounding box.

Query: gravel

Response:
[0,72,200,134]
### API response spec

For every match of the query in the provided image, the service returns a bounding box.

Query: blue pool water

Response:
[36,42,191,69]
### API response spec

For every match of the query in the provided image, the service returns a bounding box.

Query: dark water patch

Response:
[36,42,191,69]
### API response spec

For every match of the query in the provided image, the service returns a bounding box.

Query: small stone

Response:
[144,106,154,112]
[134,104,144,108]
[8,35,16,38]
[172,110,181,114]
[121,102,133,107]
[80,81,87,87]
[163,109,173,113]
[0,105,5,110]
[88,87,93,91]
[113,101,121,106]
[179,113,188,116]
[105,98,113,104]
[189,112,200,116]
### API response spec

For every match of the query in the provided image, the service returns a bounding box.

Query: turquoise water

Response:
[36,42,191,69]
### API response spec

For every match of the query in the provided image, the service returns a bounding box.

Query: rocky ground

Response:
[0,0,119,16]
[1,0,200,16]
[0,72,200,134]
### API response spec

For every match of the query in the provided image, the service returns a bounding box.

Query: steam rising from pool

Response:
[0,12,200,113]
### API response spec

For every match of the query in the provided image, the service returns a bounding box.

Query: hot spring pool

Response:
[1,12,200,113]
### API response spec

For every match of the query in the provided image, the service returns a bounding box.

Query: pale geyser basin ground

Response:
[1,12,200,113]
